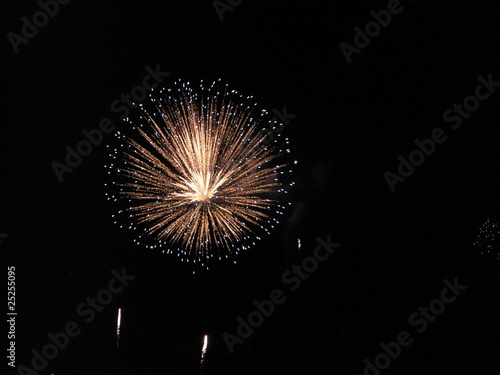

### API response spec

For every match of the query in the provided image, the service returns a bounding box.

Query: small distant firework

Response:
[200,334,208,370]
[116,308,122,348]
[473,218,500,277]
[298,238,301,253]
[106,80,294,268]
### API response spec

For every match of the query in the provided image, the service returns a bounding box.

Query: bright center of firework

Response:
[179,171,222,203]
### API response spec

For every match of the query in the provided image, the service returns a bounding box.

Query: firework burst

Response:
[474,218,500,277]
[105,80,294,268]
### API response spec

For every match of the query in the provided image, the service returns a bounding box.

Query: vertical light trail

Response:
[116,308,122,348]
[298,238,301,253]
[200,334,208,370]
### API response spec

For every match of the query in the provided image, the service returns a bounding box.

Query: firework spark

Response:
[106,80,294,267]
[474,218,500,277]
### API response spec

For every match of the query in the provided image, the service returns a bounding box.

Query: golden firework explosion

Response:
[106,80,294,268]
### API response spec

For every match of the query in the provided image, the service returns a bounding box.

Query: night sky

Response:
[4,1,500,374]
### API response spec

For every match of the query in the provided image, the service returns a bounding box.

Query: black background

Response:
[3,1,500,374]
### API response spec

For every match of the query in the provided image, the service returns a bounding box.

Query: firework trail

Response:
[200,334,208,370]
[106,80,294,268]
[116,308,121,348]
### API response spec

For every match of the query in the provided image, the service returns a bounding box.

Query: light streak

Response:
[200,334,208,369]
[116,308,122,348]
